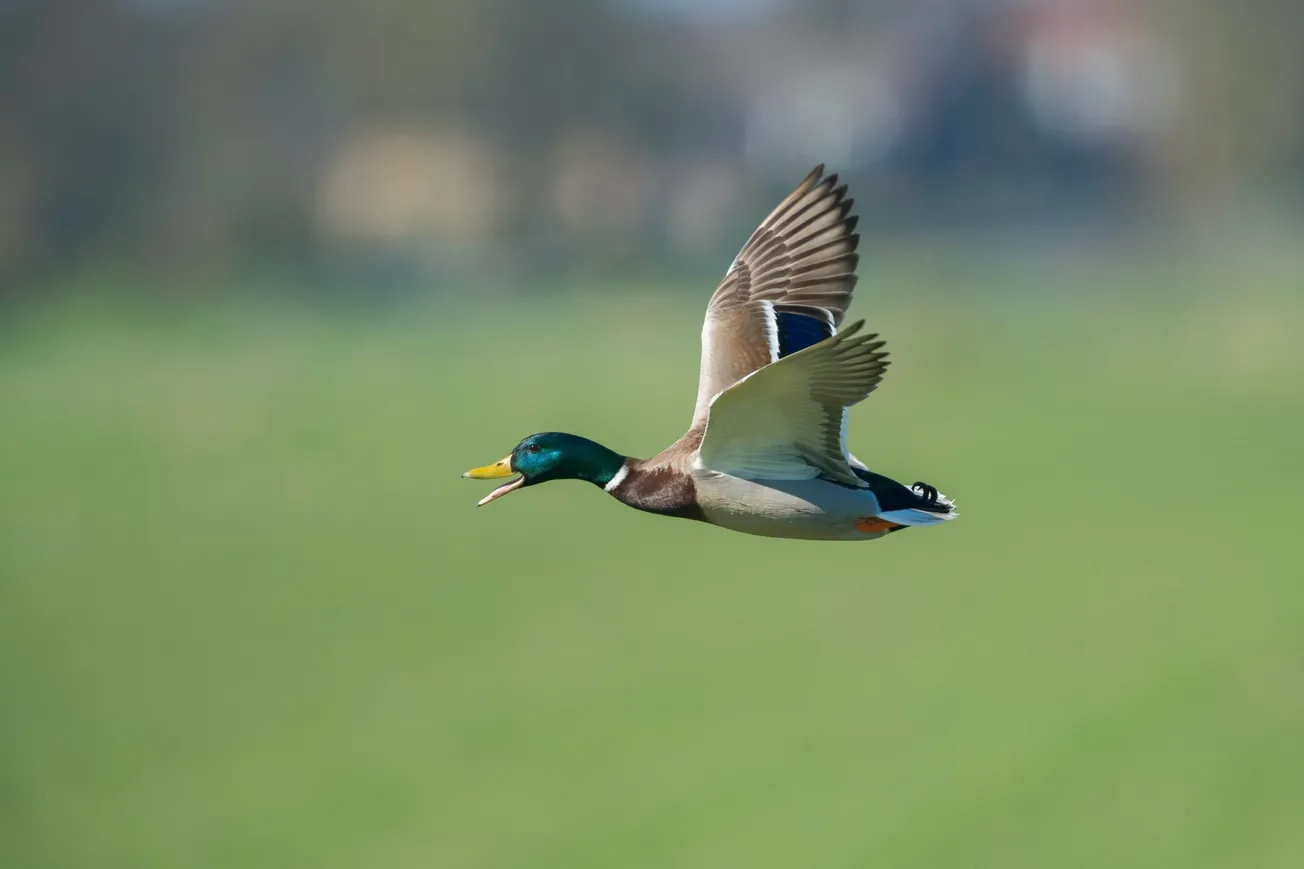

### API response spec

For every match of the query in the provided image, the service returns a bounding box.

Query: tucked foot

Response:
[855,517,904,533]
[911,482,938,505]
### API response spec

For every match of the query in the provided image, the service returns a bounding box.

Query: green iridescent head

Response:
[463,432,625,506]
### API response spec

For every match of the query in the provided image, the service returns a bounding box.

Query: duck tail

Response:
[878,486,958,527]
[849,466,958,528]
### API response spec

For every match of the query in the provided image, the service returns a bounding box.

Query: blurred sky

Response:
[2,0,1302,290]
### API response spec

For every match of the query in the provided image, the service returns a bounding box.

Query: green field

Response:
[3,260,1303,868]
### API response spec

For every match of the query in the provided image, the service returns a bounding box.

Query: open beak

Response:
[462,455,525,506]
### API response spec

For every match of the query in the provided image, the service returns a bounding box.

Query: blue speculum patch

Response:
[775,312,832,358]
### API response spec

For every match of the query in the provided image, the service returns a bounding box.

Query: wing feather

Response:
[691,166,861,427]
[696,321,889,487]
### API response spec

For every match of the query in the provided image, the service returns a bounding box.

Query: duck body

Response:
[464,166,956,541]
[685,472,901,541]
[603,434,952,541]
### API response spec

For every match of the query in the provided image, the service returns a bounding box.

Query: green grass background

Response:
[3,257,1303,867]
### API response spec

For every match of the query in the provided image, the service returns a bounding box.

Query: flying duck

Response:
[464,166,956,540]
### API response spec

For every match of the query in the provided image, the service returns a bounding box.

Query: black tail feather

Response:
[852,467,952,514]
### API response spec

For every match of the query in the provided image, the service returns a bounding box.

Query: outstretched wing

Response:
[690,165,861,428]
[695,321,889,487]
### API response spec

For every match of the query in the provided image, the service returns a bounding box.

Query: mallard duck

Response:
[464,166,956,540]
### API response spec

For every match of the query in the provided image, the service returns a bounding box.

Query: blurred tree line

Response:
[1,0,1302,291]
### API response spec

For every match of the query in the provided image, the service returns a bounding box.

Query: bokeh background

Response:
[3,1,1303,867]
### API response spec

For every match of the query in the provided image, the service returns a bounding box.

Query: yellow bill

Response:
[462,455,524,506]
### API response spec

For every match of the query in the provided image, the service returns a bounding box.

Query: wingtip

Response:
[798,164,828,192]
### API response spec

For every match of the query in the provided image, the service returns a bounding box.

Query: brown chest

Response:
[609,464,708,522]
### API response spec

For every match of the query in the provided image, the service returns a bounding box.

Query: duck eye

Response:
[526,443,541,453]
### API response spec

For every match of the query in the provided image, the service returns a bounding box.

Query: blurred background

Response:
[2,1,1302,867]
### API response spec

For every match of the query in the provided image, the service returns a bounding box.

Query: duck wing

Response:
[695,321,888,487]
[689,165,861,429]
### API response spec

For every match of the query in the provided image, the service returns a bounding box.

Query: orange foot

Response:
[855,517,903,534]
